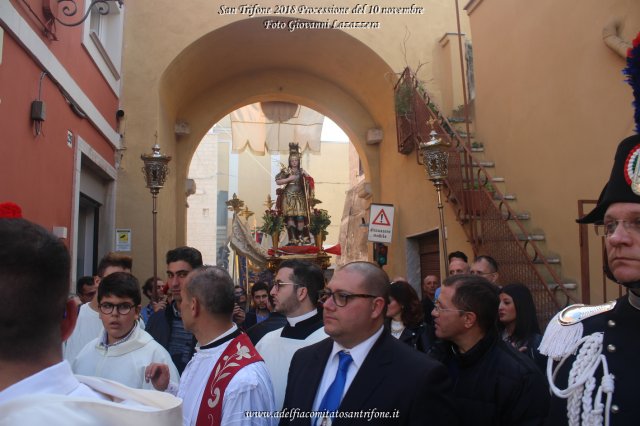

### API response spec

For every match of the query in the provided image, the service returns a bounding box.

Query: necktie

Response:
[317,351,353,424]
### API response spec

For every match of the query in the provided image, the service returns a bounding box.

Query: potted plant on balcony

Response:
[259,209,285,251]
[395,71,428,155]
[309,209,331,251]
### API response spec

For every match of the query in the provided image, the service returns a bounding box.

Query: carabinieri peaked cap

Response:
[578,134,640,224]
[578,31,640,224]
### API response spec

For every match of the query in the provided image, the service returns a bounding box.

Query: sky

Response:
[321,117,349,142]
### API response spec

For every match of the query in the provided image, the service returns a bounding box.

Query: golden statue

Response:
[275,143,315,245]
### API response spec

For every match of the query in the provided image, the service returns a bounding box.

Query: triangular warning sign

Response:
[372,209,391,226]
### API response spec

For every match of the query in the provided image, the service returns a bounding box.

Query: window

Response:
[82,1,124,95]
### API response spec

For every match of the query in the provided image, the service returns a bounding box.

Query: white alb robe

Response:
[256,326,327,410]
[170,325,276,426]
[72,325,180,390]
[63,303,103,362]
[0,361,182,426]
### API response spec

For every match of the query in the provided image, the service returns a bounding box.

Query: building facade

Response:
[0,0,125,283]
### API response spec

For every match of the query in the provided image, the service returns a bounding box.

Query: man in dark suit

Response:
[280,261,457,426]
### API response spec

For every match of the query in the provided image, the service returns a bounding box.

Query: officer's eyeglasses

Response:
[99,302,135,315]
[595,218,640,237]
[318,289,377,307]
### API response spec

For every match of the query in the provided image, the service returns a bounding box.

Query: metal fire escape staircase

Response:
[395,68,577,325]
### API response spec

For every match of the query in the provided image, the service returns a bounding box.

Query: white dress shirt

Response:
[312,326,384,412]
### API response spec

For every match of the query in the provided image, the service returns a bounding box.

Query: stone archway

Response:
[117,17,402,277]
[157,18,398,246]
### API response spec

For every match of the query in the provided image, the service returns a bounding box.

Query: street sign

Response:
[368,204,394,243]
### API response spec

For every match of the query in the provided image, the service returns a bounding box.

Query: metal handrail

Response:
[395,68,578,325]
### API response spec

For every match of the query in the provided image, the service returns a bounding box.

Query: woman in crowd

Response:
[498,283,545,368]
[386,280,431,351]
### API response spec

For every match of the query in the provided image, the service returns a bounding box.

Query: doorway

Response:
[418,230,441,282]
[77,194,101,277]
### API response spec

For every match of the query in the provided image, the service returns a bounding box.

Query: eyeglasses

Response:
[273,280,299,291]
[595,218,640,237]
[99,302,135,315]
[432,301,467,314]
[318,289,377,307]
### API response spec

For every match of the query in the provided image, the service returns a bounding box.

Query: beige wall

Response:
[306,141,351,248]
[186,132,220,266]
[467,0,639,299]
[436,33,468,116]
[118,1,473,281]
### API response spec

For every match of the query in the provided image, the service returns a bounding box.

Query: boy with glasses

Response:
[64,252,134,362]
[72,272,180,390]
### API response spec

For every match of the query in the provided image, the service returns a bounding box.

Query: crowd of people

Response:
[0,204,569,426]
[4,119,640,423]
[2,141,640,424]
[2,27,639,426]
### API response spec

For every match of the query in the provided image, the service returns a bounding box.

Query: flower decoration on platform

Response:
[259,209,284,235]
[309,209,331,238]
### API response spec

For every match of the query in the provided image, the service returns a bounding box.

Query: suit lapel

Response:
[338,332,392,411]
[299,338,334,411]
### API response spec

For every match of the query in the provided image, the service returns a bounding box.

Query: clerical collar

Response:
[287,309,317,327]
[199,324,241,350]
[629,289,640,311]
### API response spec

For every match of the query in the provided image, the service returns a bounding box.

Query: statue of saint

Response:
[275,143,315,245]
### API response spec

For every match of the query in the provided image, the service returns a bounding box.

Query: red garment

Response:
[195,333,263,426]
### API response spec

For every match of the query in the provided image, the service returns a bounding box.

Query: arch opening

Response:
[157,17,398,259]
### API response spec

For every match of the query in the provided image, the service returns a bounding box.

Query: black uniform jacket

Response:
[546,295,640,425]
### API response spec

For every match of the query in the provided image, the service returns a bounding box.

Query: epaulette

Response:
[539,300,616,360]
